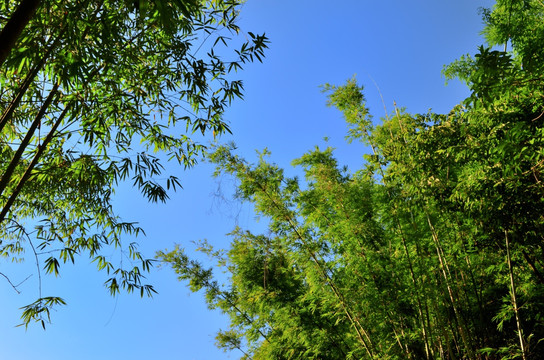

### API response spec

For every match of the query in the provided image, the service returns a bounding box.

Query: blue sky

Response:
[0,1,494,359]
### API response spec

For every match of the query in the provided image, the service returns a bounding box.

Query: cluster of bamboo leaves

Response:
[0,0,267,328]
[158,1,544,358]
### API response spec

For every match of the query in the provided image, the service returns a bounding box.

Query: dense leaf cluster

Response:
[0,0,267,327]
[159,1,544,358]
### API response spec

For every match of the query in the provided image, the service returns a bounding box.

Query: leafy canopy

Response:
[159,1,544,359]
[0,0,268,328]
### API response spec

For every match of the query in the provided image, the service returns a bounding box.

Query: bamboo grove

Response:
[0,0,267,328]
[158,1,544,358]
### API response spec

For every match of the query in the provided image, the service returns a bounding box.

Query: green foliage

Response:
[159,1,544,359]
[0,0,267,327]
[19,296,67,330]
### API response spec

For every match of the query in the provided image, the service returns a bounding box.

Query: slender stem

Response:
[505,230,526,360]
[0,272,22,293]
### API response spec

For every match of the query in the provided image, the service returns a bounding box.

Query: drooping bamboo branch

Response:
[232,157,376,358]
[257,181,376,358]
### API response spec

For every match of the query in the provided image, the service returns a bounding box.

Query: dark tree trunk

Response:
[0,0,42,66]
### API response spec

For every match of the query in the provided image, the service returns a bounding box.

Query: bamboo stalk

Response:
[0,83,59,197]
[0,33,62,134]
[505,230,526,360]
[0,102,70,223]
[247,167,376,358]
[366,105,433,359]
[0,0,42,66]
[427,214,475,358]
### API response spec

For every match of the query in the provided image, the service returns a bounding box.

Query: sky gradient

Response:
[0,1,494,359]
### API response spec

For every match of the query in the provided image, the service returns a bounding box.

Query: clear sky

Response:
[0,1,494,359]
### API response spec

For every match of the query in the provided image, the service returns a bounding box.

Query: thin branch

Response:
[367,74,389,119]
[27,226,42,299]
[531,109,544,122]
[0,272,23,293]
[3,219,42,297]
